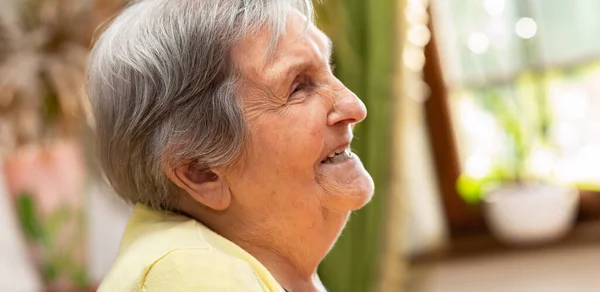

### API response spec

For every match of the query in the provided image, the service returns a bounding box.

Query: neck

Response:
[236,243,326,292]
[177,197,344,292]
[220,218,328,292]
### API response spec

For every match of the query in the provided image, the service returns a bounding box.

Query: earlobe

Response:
[164,163,232,211]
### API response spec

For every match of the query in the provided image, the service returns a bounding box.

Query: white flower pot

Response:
[483,183,579,246]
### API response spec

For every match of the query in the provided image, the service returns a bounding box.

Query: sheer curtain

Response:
[383,0,448,289]
[398,0,448,260]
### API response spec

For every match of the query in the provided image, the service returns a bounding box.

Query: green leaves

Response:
[457,167,509,204]
[16,192,44,242]
[14,191,89,289]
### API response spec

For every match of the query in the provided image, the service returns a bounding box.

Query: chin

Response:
[315,151,375,212]
[348,174,375,210]
[318,171,375,213]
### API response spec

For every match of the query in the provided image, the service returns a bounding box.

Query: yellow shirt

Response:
[98,204,285,292]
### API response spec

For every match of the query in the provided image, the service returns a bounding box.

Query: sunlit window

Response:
[431,0,600,202]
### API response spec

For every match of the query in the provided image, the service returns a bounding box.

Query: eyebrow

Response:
[283,61,311,81]
[282,36,334,78]
[261,33,335,94]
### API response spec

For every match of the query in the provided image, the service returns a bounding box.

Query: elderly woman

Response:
[88,0,374,291]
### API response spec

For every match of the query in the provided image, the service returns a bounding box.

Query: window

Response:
[431,0,600,204]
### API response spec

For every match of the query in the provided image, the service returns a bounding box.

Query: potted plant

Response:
[454,4,580,245]
[456,70,579,246]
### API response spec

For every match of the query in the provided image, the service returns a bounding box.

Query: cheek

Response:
[254,106,326,168]
[230,97,330,201]
[290,106,327,166]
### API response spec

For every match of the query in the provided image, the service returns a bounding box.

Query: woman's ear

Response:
[164,163,231,211]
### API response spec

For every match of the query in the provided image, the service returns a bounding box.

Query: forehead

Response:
[231,11,332,81]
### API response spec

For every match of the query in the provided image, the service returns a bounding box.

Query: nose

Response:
[327,86,367,126]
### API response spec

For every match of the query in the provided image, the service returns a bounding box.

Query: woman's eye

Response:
[288,76,312,100]
[292,85,302,94]
[288,80,303,98]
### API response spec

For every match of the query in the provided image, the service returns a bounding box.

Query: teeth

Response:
[330,149,350,163]
[328,147,347,157]
[322,148,352,164]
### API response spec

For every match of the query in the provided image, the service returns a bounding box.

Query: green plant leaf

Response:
[456,174,485,204]
[45,205,72,243]
[71,266,90,289]
[42,261,59,282]
[16,192,45,242]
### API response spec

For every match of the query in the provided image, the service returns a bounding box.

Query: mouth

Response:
[321,146,353,164]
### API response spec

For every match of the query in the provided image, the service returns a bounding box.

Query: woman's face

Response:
[225,12,374,255]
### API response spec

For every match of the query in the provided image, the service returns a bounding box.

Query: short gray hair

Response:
[87,0,314,210]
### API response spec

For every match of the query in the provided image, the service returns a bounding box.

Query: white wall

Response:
[86,181,131,283]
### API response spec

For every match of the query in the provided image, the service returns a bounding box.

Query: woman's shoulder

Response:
[141,248,267,291]
[99,247,266,292]
[98,205,268,291]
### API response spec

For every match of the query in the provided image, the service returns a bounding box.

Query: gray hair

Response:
[87,0,314,210]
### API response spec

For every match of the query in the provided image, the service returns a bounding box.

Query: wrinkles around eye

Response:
[289,80,301,96]
[288,76,311,100]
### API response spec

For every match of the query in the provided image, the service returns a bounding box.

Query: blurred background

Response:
[1,0,600,291]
